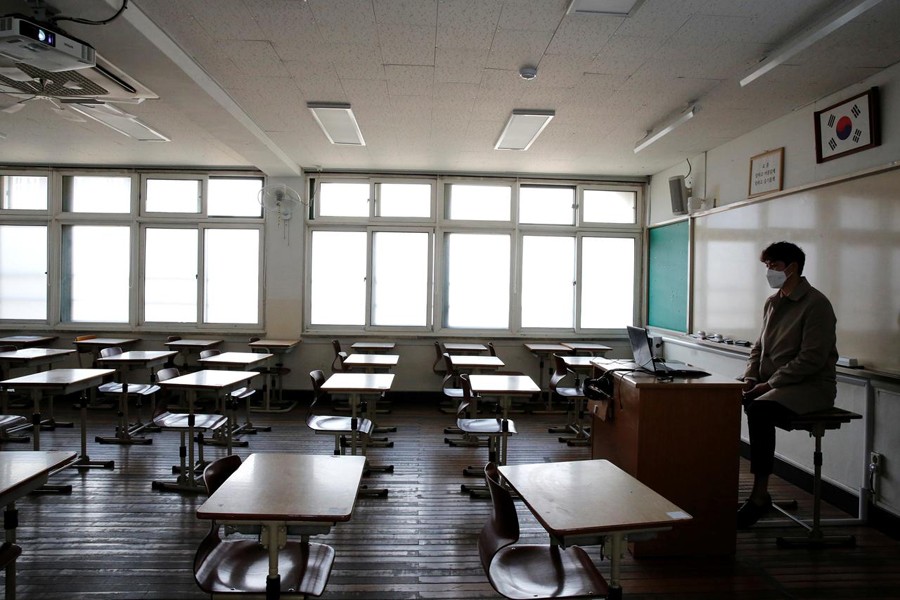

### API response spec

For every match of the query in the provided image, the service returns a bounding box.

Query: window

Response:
[144,228,198,323]
[446,184,510,221]
[145,178,201,213]
[306,174,641,334]
[0,168,264,330]
[1,175,47,210]
[0,225,47,319]
[204,229,260,324]
[445,233,510,329]
[62,175,131,213]
[61,225,130,323]
[521,235,575,328]
[310,231,366,325]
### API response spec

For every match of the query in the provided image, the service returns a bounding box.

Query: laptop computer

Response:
[626,326,710,378]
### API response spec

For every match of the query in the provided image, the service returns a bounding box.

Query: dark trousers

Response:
[745,400,797,476]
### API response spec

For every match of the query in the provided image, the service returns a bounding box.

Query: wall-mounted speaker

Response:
[668,175,690,215]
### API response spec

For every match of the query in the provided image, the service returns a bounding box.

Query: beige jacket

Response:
[742,277,838,414]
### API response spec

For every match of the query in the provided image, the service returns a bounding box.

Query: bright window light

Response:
[208,178,263,217]
[583,189,636,224]
[310,231,367,325]
[63,225,130,323]
[377,183,431,218]
[319,182,370,217]
[63,175,131,213]
[519,186,575,225]
[522,236,575,328]
[0,225,47,319]
[447,184,511,221]
[204,229,259,324]
[146,178,201,213]
[1,175,47,210]
[144,228,198,322]
[372,232,429,326]
[581,237,634,328]
[445,233,510,328]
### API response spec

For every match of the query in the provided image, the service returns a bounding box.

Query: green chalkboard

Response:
[648,220,689,332]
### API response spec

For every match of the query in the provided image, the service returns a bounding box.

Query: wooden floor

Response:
[5,393,900,599]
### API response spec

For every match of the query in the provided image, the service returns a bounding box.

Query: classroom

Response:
[1,1,899,598]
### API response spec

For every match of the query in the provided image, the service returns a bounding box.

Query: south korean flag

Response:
[816,88,878,162]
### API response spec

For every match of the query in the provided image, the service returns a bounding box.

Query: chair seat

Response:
[195,539,335,597]
[230,387,256,400]
[307,414,374,436]
[99,382,160,396]
[442,388,464,399]
[0,414,26,430]
[555,387,585,399]
[153,411,227,431]
[457,418,517,435]
[488,544,609,600]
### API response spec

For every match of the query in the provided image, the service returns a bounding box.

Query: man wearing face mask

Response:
[737,241,838,528]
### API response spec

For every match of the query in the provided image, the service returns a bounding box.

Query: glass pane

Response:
[63,176,131,213]
[204,229,259,324]
[0,225,47,319]
[208,178,264,217]
[145,178,201,213]
[583,189,636,224]
[372,232,429,326]
[445,233,509,328]
[319,182,369,217]
[447,184,511,221]
[62,226,130,323]
[521,236,575,328]
[2,175,47,210]
[310,231,366,325]
[519,186,575,225]
[145,229,198,322]
[581,237,634,328]
[377,183,431,218]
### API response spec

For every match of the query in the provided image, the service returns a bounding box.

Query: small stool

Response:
[772,407,862,548]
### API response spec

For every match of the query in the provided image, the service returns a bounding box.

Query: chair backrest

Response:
[331,351,349,373]
[478,462,521,572]
[488,342,497,357]
[156,367,180,382]
[433,341,447,375]
[199,349,220,359]
[549,354,573,392]
[442,352,456,375]
[166,335,182,343]
[74,334,97,342]
[203,454,242,495]
[331,339,343,356]
[99,346,123,358]
[456,373,476,417]
[309,369,326,405]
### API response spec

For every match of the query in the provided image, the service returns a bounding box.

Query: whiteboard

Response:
[693,167,900,372]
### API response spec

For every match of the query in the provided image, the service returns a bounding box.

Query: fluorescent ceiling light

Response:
[740,0,883,87]
[495,110,555,151]
[67,102,169,141]
[308,102,365,146]
[633,105,696,153]
[566,0,643,16]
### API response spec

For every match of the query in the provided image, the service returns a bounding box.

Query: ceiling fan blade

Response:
[1,99,30,114]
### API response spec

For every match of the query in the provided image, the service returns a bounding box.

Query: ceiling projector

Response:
[0,15,95,71]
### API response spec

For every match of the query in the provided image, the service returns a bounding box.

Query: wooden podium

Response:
[589,358,744,556]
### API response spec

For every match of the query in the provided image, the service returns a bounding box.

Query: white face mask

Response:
[766,267,788,289]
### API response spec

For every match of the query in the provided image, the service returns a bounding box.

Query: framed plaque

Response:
[748,147,784,198]
[814,87,880,163]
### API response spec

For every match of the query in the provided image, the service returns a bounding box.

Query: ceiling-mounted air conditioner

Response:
[0,14,95,72]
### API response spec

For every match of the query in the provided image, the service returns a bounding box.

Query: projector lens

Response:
[37,30,46,42]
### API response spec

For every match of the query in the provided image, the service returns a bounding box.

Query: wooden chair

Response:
[432,341,447,376]
[307,370,373,455]
[549,354,590,447]
[194,456,336,598]
[151,368,228,483]
[73,334,97,367]
[198,348,259,438]
[0,346,29,444]
[479,462,609,599]
[457,374,516,496]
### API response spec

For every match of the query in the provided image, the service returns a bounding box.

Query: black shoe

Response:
[737,494,772,529]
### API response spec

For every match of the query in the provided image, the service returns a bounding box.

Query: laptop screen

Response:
[626,325,655,371]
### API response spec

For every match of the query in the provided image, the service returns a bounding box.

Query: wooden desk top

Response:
[197,453,366,522]
[351,341,395,352]
[199,351,273,368]
[499,459,691,538]
[247,339,300,352]
[443,343,487,353]
[562,355,597,369]
[343,353,399,368]
[73,337,140,349]
[468,374,540,395]
[1,368,115,389]
[562,342,612,354]
[0,348,75,363]
[164,339,224,350]
[591,358,745,389]
[97,350,177,366]
[158,369,256,391]
[0,451,77,506]
[321,372,394,393]
[448,355,504,369]
[0,335,58,348]
[524,343,571,354]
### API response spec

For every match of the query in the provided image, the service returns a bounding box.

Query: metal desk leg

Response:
[608,533,624,600]
[71,390,114,470]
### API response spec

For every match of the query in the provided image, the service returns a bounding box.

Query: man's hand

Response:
[742,381,771,403]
